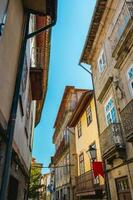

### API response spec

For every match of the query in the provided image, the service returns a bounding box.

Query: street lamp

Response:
[86,145,97,161]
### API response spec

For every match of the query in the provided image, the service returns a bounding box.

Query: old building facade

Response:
[52,86,87,200]
[68,91,105,200]
[0,0,57,199]
[80,0,133,199]
[40,173,52,200]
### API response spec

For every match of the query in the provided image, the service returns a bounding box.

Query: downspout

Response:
[79,63,111,200]
[0,1,57,198]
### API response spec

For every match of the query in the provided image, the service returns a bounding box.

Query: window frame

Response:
[86,105,92,126]
[77,121,82,138]
[127,65,133,97]
[97,49,106,74]
[79,153,85,175]
[104,97,117,125]
[115,176,132,199]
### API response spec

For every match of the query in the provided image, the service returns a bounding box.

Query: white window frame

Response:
[104,97,117,125]
[127,65,133,97]
[79,153,85,175]
[97,49,106,73]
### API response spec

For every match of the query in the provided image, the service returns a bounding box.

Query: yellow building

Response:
[68,91,105,200]
[80,0,133,199]
[52,86,87,200]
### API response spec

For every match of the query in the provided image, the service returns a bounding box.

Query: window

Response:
[116,176,132,200]
[64,129,69,144]
[66,153,70,174]
[105,97,117,125]
[86,105,92,126]
[98,49,106,73]
[127,65,133,97]
[77,121,82,138]
[79,153,85,175]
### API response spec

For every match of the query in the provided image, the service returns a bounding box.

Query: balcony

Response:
[30,47,44,100]
[53,137,69,164]
[75,171,103,197]
[30,67,43,100]
[120,99,133,142]
[100,123,125,162]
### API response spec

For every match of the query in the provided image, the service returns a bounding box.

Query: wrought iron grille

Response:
[75,170,94,193]
[100,123,124,156]
[120,99,133,141]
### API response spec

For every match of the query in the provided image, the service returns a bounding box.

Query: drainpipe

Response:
[79,63,111,200]
[0,1,57,199]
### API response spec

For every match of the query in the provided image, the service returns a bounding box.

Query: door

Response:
[116,176,132,200]
[8,176,19,200]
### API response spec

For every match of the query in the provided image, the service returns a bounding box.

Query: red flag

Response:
[92,161,104,178]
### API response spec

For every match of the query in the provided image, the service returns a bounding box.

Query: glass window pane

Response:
[111,107,117,123]
[128,67,133,79]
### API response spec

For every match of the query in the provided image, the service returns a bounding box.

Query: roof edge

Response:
[79,0,108,64]
[68,90,93,127]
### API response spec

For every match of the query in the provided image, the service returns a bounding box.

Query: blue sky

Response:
[33,0,96,173]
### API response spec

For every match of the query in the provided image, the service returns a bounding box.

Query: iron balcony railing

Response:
[120,99,133,142]
[75,170,94,193]
[100,123,124,158]
[75,170,103,195]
